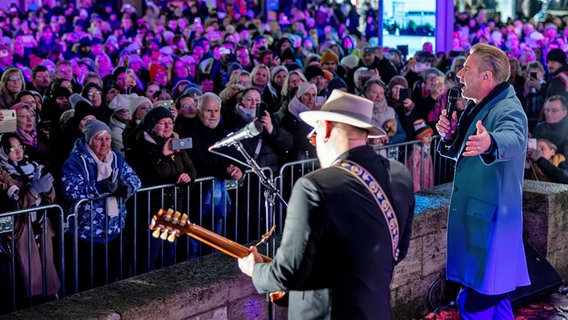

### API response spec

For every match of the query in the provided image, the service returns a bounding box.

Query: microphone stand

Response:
[231,140,288,320]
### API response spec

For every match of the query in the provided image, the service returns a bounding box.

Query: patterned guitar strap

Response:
[334,159,400,262]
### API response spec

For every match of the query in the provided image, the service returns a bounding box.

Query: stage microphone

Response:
[446,85,462,121]
[208,121,263,150]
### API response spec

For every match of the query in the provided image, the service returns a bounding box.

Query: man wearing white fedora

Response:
[238,90,415,319]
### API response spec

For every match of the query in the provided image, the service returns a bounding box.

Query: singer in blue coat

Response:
[436,44,530,318]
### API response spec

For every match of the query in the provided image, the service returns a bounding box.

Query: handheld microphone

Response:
[446,86,461,121]
[208,121,263,150]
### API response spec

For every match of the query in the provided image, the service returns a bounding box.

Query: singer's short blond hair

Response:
[470,43,510,84]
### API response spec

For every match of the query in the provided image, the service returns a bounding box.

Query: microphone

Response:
[208,121,263,150]
[446,86,462,121]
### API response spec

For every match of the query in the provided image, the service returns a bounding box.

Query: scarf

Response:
[145,129,170,148]
[288,96,310,121]
[450,82,510,152]
[85,144,119,218]
[16,127,38,149]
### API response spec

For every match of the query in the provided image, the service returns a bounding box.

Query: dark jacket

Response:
[546,65,568,100]
[275,110,317,162]
[224,114,293,175]
[252,146,414,320]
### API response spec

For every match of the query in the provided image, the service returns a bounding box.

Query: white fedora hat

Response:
[300,90,386,137]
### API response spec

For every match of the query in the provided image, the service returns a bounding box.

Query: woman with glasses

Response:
[0,67,25,109]
[81,82,112,123]
[129,106,196,271]
[10,102,54,170]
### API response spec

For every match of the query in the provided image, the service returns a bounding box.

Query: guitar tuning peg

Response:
[172,211,181,224]
[160,230,168,240]
[149,219,156,229]
[167,208,174,215]
[167,231,177,242]
[152,228,161,238]
[180,214,188,227]
[157,208,165,216]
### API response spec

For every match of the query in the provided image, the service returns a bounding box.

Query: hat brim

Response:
[300,110,386,138]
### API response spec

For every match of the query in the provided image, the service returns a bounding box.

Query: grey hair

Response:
[197,92,222,112]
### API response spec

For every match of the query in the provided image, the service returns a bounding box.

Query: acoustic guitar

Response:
[149,208,288,306]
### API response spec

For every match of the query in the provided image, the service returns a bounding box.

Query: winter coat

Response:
[61,138,141,243]
[438,85,530,294]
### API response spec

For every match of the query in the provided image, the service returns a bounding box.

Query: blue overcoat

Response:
[438,85,531,295]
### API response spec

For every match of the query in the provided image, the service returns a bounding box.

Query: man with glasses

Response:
[238,90,414,319]
[533,95,568,157]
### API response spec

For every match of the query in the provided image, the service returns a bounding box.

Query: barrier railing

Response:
[1,138,454,315]
[0,204,65,314]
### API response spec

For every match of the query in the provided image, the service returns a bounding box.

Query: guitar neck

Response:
[184,223,272,263]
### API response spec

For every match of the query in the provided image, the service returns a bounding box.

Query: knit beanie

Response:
[341,54,360,70]
[142,106,173,129]
[304,65,325,82]
[320,50,339,65]
[327,77,347,92]
[83,118,110,144]
[70,93,92,110]
[296,82,317,98]
[183,86,203,97]
[149,63,167,82]
[271,65,288,80]
[129,95,153,115]
[414,119,433,140]
[546,49,567,65]
[387,75,409,89]
[109,94,132,113]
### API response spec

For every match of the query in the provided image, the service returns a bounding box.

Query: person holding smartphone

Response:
[523,61,548,130]
[387,76,417,140]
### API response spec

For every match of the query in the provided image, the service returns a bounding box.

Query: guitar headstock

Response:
[149,208,191,242]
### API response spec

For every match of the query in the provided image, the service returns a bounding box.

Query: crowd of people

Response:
[0,0,567,314]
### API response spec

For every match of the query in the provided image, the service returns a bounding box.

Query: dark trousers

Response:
[457,287,513,320]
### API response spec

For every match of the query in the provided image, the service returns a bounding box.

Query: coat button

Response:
[454,186,459,192]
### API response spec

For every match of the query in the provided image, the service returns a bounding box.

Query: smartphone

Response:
[398,88,409,103]
[436,76,445,85]
[256,102,267,118]
[172,137,193,150]
[528,138,537,150]
[155,100,174,108]
[530,72,537,80]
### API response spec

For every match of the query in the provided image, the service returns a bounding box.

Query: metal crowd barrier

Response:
[0,204,65,314]
[0,138,454,315]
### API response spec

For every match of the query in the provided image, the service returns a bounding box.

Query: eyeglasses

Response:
[544,108,566,113]
[180,104,194,109]
[88,90,102,97]
[9,145,25,153]
[8,77,22,82]
[156,120,174,126]
[306,127,317,146]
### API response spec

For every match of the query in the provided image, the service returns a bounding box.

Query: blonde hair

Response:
[470,43,510,83]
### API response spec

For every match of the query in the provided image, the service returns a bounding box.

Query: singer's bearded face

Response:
[199,97,221,129]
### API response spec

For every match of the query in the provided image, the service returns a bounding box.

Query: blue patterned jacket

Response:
[61,138,141,243]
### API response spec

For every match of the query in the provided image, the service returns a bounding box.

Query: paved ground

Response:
[422,287,568,319]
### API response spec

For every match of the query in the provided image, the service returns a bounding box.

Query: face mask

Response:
[237,105,256,122]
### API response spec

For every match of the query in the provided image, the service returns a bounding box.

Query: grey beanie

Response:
[83,118,111,144]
